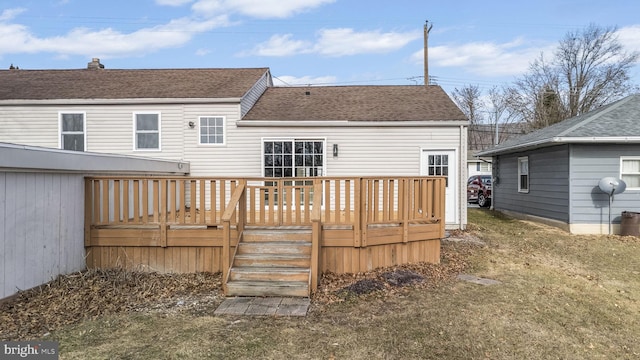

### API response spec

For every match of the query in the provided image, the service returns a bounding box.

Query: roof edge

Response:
[237,120,469,127]
[477,136,640,156]
[0,98,242,106]
[0,142,190,174]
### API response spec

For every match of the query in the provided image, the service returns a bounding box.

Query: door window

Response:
[427,154,449,187]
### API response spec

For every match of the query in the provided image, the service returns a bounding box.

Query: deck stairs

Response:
[226,227,312,297]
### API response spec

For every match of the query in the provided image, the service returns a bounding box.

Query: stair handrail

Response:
[221,180,246,294]
[309,179,323,293]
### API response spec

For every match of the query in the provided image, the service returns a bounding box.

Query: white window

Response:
[263,139,324,178]
[621,157,640,189]
[134,113,161,150]
[427,154,449,187]
[199,116,225,145]
[59,112,86,151]
[518,156,529,193]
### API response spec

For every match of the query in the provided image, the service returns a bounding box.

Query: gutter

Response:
[0,98,243,106]
[238,120,469,127]
[477,136,640,156]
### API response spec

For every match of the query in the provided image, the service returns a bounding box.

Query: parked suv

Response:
[467,175,492,207]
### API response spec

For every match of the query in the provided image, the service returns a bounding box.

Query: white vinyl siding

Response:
[59,112,86,151]
[0,102,464,178]
[133,112,161,151]
[621,157,640,189]
[518,156,529,193]
[199,116,225,145]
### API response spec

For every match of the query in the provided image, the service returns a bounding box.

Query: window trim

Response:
[620,156,640,190]
[261,137,327,178]
[518,156,529,193]
[58,111,87,152]
[198,116,226,146]
[133,112,161,151]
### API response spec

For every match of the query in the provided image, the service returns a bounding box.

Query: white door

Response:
[421,150,457,224]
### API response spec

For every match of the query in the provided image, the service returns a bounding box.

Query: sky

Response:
[2,0,640,94]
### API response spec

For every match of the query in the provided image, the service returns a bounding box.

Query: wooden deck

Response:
[84,176,446,296]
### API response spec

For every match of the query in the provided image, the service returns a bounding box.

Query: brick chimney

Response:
[87,58,104,70]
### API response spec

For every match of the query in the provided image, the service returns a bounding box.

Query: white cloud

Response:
[246,34,312,56]
[313,28,421,57]
[243,28,420,57]
[272,74,337,86]
[0,16,230,58]
[0,8,26,21]
[195,48,211,56]
[156,0,193,5]
[616,25,640,55]
[411,38,554,77]
[192,0,334,19]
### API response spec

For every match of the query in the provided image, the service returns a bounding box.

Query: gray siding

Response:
[569,144,640,224]
[1,172,85,300]
[493,145,570,222]
[240,71,270,117]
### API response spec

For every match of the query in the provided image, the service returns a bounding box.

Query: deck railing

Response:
[85,176,445,291]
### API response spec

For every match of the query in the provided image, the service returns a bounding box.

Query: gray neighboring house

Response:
[477,94,640,234]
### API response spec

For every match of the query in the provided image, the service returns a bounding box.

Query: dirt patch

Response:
[314,243,472,305]
[0,269,223,341]
[0,242,474,341]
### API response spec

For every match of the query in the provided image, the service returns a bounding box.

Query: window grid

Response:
[263,140,324,178]
[199,116,224,144]
[427,154,449,187]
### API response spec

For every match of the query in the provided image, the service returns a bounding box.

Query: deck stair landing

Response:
[226,228,312,297]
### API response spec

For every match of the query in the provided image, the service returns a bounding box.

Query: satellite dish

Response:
[598,177,627,195]
[597,177,627,235]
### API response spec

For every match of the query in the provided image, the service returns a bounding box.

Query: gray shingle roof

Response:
[242,85,467,121]
[0,68,270,100]
[478,94,640,156]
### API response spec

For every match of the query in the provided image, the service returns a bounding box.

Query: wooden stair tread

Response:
[234,253,310,259]
[226,226,313,297]
[231,267,310,273]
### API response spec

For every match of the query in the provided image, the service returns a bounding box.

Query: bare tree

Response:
[451,85,485,150]
[508,24,639,130]
[487,86,520,144]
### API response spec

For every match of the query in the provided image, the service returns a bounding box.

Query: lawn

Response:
[4,209,640,359]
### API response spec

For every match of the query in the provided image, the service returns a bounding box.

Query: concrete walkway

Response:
[214,297,310,316]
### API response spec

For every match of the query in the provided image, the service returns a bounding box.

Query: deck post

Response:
[356,178,365,247]
[221,181,246,295]
[402,179,410,243]
[84,178,92,247]
[310,179,323,293]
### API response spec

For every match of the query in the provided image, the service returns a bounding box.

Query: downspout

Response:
[460,124,467,230]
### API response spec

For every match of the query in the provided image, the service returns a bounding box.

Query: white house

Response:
[0,59,469,229]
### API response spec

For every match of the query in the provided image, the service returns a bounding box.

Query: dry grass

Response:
[3,208,640,359]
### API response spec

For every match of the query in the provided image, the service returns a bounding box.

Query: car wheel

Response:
[478,193,489,207]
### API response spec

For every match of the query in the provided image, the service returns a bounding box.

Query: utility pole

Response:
[424,20,433,86]
[494,110,499,145]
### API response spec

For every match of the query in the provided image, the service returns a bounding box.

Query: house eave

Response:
[0,98,243,106]
[478,136,640,156]
[237,120,469,127]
